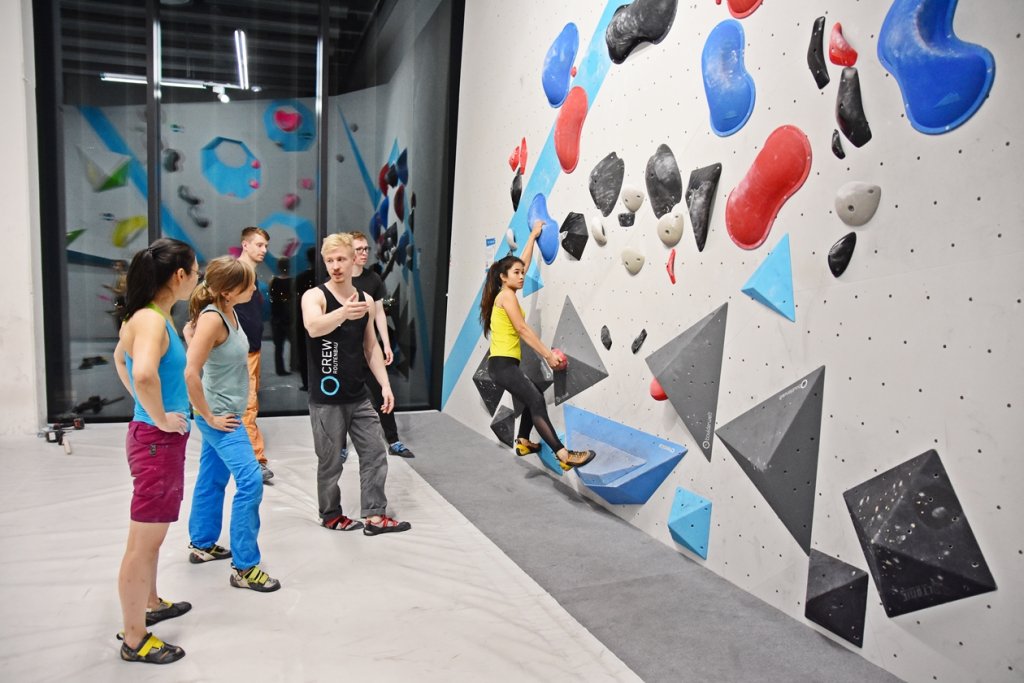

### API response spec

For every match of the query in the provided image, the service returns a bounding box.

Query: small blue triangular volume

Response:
[522,266,544,298]
[742,233,795,321]
[567,405,686,506]
[537,432,566,476]
[667,487,712,559]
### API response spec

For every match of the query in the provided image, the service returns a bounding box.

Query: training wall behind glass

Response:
[36,0,461,420]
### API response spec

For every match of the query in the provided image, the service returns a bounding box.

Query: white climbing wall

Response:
[442,2,1024,681]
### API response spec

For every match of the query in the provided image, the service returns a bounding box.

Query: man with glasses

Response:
[349,232,416,458]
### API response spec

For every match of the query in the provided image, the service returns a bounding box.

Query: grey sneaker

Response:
[260,463,274,483]
[188,543,231,564]
[388,441,415,458]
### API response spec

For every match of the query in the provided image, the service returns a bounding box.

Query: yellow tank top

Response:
[490,302,523,360]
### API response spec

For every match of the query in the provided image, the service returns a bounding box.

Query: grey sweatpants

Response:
[309,399,389,519]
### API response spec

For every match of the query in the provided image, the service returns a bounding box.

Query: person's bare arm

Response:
[363,294,394,413]
[498,292,559,368]
[129,311,188,434]
[518,220,544,269]
[373,296,393,365]
[184,312,238,431]
[302,288,371,338]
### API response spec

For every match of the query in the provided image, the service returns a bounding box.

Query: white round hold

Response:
[657,206,686,246]
[621,248,645,275]
[621,184,646,212]
[835,181,882,227]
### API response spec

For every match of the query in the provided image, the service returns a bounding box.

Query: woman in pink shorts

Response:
[112,238,199,664]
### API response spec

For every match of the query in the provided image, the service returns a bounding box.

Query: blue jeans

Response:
[188,415,263,570]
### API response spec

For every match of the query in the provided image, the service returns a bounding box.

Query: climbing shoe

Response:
[230,565,281,593]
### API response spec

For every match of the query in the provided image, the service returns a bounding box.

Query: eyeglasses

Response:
[354,247,370,253]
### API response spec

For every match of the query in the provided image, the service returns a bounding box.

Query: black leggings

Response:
[488,356,564,452]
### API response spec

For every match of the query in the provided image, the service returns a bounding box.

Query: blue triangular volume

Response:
[537,433,566,476]
[742,233,795,321]
[522,267,544,298]
[667,487,712,559]
[567,405,686,506]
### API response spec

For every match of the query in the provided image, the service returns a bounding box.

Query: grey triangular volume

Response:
[472,352,504,416]
[552,296,609,396]
[554,354,609,405]
[644,304,728,461]
[805,549,868,647]
[489,405,516,447]
[520,345,554,396]
[717,367,826,554]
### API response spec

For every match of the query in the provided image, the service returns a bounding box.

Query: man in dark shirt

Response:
[300,232,411,535]
[235,226,273,483]
[294,247,318,391]
[350,231,415,458]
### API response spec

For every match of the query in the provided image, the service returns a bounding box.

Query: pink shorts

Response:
[125,421,189,523]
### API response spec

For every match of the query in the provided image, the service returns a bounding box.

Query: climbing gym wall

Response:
[441,1,1024,681]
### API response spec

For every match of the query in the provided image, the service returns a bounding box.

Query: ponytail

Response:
[123,238,195,321]
[189,255,255,324]
[479,255,523,338]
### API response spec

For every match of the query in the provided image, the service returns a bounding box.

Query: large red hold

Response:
[725,125,812,250]
[554,87,588,173]
[829,22,858,66]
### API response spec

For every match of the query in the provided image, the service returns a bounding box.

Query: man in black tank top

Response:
[300,233,411,536]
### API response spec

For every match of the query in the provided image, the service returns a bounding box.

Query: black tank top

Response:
[307,284,370,404]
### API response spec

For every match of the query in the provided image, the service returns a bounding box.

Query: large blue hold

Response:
[878,0,995,135]
[527,193,560,265]
[667,487,712,559]
[543,23,579,108]
[567,405,686,506]
[701,20,756,137]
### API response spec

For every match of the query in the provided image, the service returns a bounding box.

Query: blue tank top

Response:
[125,308,190,426]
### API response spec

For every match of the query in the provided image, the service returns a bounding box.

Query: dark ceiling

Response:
[59,0,382,101]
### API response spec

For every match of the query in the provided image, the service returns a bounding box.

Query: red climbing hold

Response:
[519,137,528,175]
[395,185,405,221]
[650,377,668,401]
[571,66,577,77]
[551,348,569,372]
[666,248,677,284]
[554,86,588,174]
[726,0,763,19]
[509,145,520,172]
[725,125,812,250]
[274,109,301,132]
[829,22,858,66]
[378,164,390,195]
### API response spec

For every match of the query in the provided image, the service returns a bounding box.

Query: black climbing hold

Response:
[589,152,625,217]
[511,170,523,211]
[807,16,830,89]
[844,449,997,617]
[831,129,846,159]
[490,405,516,447]
[600,325,612,350]
[618,212,635,227]
[605,0,678,65]
[386,165,398,188]
[408,208,415,233]
[472,353,504,416]
[162,148,182,173]
[828,232,856,277]
[836,67,872,148]
[187,204,209,229]
[631,329,647,354]
[805,550,868,648]
[177,185,201,206]
[559,211,589,260]
[335,153,345,163]
[410,192,416,208]
[685,163,721,253]
[645,143,683,219]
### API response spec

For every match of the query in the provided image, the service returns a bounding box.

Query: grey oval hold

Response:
[506,228,517,251]
[835,181,881,226]
[621,248,645,275]
[657,206,685,246]
[621,184,645,212]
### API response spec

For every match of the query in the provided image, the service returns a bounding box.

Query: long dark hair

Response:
[123,238,196,321]
[479,255,523,338]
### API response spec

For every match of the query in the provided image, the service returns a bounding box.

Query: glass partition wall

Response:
[36,0,460,420]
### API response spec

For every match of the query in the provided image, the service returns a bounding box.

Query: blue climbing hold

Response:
[537,435,566,476]
[667,487,712,560]
[527,193,560,265]
[395,148,409,185]
[543,23,579,108]
[567,405,686,506]
[878,0,995,135]
[742,233,795,322]
[702,20,756,137]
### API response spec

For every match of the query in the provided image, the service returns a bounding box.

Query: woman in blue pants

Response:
[184,256,280,593]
